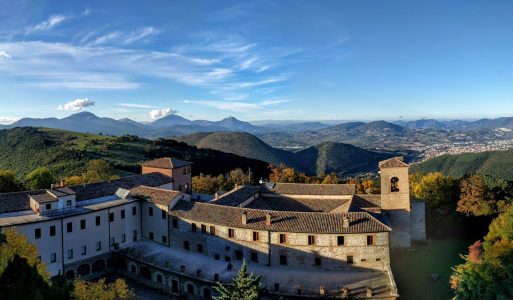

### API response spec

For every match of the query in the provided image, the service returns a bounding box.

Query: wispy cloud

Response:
[0,51,11,60]
[25,14,69,34]
[86,27,159,46]
[149,107,177,120]
[57,98,96,111]
[118,103,158,109]
[184,98,295,114]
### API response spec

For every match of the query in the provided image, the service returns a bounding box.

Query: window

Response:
[80,219,86,230]
[347,255,354,264]
[187,283,194,294]
[182,167,186,175]
[45,203,51,210]
[203,288,211,299]
[252,231,260,241]
[81,245,86,255]
[149,232,154,240]
[162,235,167,244]
[66,222,72,233]
[209,226,216,235]
[214,254,220,260]
[162,210,167,220]
[50,253,56,263]
[171,280,179,293]
[235,250,243,260]
[337,236,345,246]
[67,249,73,259]
[35,228,41,239]
[308,235,315,245]
[250,251,258,263]
[274,283,280,292]
[121,209,125,219]
[49,225,56,237]
[66,200,72,206]
[122,234,126,243]
[197,244,203,253]
[280,255,287,265]
[279,233,287,244]
[96,216,101,226]
[148,207,153,216]
[391,177,399,192]
[201,224,207,233]
[183,241,190,250]
[172,218,178,228]
[96,241,101,251]
[367,235,374,246]
[228,228,235,238]
[315,257,321,266]
[132,206,136,216]
[192,223,197,232]
[111,237,115,245]
[130,265,136,273]
[156,274,163,283]
[109,212,114,222]
[133,230,137,242]
[214,273,219,281]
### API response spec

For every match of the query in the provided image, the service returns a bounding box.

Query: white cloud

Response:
[87,27,159,46]
[149,107,177,120]
[0,51,11,60]
[57,98,96,111]
[26,14,69,33]
[0,117,18,125]
[118,103,158,109]
[184,98,293,113]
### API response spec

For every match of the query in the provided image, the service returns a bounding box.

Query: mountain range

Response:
[4,112,513,152]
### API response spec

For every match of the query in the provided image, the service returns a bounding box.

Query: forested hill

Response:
[411,149,513,180]
[0,127,270,180]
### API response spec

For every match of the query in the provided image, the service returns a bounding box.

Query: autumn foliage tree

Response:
[457,174,497,216]
[409,172,456,208]
[25,167,55,190]
[72,278,134,300]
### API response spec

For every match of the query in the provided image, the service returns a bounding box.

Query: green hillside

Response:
[0,127,270,180]
[175,132,391,176]
[175,131,295,166]
[294,142,391,175]
[411,149,513,180]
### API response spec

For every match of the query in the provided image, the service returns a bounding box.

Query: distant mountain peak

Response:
[67,111,98,119]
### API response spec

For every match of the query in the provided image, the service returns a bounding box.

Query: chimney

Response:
[214,192,219,200]
[241,211,247,225]
[266,213,272,226]
[343,216,350,228]
[366,287,373,297]
[60,179,64,187]
[50,183,54,190]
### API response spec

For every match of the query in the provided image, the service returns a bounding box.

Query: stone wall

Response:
[410,201,426,241]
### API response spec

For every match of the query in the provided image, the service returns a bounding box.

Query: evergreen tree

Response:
[0,255,50,300]
[25,167,55,190]
[214,260,262,300]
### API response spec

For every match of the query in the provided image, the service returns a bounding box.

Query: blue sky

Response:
[1,0,513,123]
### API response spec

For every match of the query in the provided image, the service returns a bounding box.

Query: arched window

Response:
[77,264,91,276]
[92,259,105,273]
[391,177,399,192]
[140,266,151,280]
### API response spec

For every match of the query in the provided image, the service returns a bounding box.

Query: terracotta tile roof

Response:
[29,192,58,204]
[379,157,408,168]
[246,196,351,213]
[210,185,260,206]
[169,200,391,234]
[129,186,182,206]
[264,183,355,195]
[70,173,173,201]
[0,173,173,214]
[141,157,192,169]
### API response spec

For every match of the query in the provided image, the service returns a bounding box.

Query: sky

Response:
[0,0,513,124]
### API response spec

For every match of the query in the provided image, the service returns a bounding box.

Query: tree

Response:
[457,174,496,216]
[0,229,50,280]
[227,168,249,187]
[25,167,54,190]
[410,172,455,208]
[0,255,50,300]
[321,173,340,184]
[63,175,84,186]
[214,260,262,300]
[72,278,134,300]
[81,159,116,183]
[0,170,22,193]
[192,174,218,194]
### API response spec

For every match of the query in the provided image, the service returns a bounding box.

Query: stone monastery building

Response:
[0,156,424,299]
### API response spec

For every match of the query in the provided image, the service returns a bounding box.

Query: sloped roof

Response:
[246,196,350,213]
[141,157,193,169]
[379,157,409,168]
[129,186,182,206]
[210,185,260,206]
[29,192,58,204]
[264,183,355,195]
[0,173,173,214]
[169,200,391,234]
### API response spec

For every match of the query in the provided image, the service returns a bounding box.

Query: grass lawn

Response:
[391,239,470,300]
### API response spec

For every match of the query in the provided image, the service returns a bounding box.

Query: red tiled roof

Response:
[141,157,192,169]
[129,186,182,206]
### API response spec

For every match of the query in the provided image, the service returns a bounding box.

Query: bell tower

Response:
[379,157,412,247]
[379,156,410,211]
